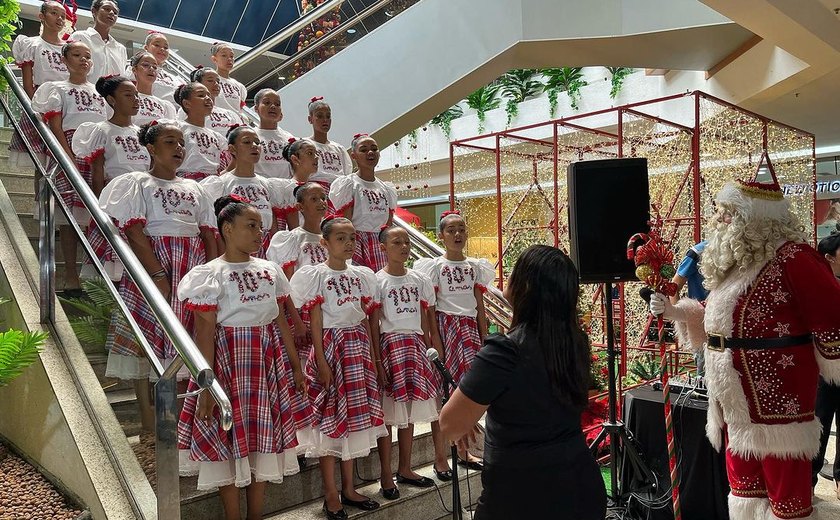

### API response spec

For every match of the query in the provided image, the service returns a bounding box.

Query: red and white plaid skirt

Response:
[9,114,47,155]
[109,235,206,362]
[436,312,482,388]
[51,129,93,222]
[381,332,438,403]
[280,305,313,433]
[352,230,387,272]
[305,324,384,439]
[177,323,298,461]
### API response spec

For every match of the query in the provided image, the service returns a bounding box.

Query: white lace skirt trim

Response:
[105,351,151,380]
[305,424,389,461]
[382,396,439,428]
[179,449,300,490]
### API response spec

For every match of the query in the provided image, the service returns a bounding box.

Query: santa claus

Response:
[650,178,840,519]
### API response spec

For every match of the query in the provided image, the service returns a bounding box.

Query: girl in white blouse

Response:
[289,216,387,518]
[253,88,294,179]
[143,31,180,104]
[173,82,228,182]
[32,40,107,292]
[180,67,246,135]
[330,134,397,273]
[177,195,304,517]
[210,42,248,115]
[306,97,353,196]
[129,51,177,128]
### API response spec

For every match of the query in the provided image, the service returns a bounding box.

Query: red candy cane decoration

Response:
[627,220,682,520]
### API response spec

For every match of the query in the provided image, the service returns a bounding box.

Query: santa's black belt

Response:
[707,333,813,351]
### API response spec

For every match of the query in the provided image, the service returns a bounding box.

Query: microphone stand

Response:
[440,375,463,520]
[429,348,463,520]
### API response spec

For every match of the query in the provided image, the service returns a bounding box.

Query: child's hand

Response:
[293,367,306,394]
[317,363,332,388]
[197,392,216,426]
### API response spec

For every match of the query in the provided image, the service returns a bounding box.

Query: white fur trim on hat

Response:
[715,182,791,222]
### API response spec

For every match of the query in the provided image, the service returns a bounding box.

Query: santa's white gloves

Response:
[649,293,686,322]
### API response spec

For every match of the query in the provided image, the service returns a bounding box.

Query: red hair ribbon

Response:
[309,96,324,104]
[147,29,162,35]
[101,73,120,80]
[148,120,158,126]
[229,193,250,204]
[440,210,461,219]
[61,33,71,41]
[353,133,369,139]
[195,64,204,69]
[287,137,297,144]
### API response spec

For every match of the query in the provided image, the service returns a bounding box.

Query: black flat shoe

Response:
[396,473,435,488]
[381,486,400,500]
[434,469,453,481]
[458,459,484,471]
[340,493,380,511]
[322,502,348,520]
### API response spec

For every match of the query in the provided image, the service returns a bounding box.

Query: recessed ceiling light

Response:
[347,28,356,34]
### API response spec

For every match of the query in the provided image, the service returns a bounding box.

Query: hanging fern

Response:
[607,67,634,99]
[58,278,117,353]
[0,329,48,386]
[542,67,587,114]
[465,85,501,134]
[0,1,20,92]
[430,105,463,140]
[499,69,543,127]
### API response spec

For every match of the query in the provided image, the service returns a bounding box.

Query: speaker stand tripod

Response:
[588,281,657,510]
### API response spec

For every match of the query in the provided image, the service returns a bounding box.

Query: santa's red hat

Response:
[715,154,791,221]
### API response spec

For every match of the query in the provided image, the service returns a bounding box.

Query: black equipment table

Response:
[621,386,729,520]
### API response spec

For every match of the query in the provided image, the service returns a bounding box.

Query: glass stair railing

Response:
[0,64,233,520]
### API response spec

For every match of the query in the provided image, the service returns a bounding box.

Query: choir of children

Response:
[16,27,497,519]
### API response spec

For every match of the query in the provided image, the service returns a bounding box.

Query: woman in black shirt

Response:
[440,245,606,519]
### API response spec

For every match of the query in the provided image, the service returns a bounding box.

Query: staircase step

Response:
[264,460,482,520]
[8,190,37,214]
[0,171,37,193]
[180,422,447,518]
[0,156,42,176]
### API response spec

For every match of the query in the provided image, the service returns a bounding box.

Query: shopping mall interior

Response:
[1,0,840,519]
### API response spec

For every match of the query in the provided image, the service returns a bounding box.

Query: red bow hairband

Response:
[101,73,120,80]
[287,137,297,144]
[353,133,369,139]
[309,96,324,104]
[229,193,250,204]
[440,210,461,219]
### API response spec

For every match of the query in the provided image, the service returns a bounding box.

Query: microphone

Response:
[639,287,654,303]
[426,348,457,390]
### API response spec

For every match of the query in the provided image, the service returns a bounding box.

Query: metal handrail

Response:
[393,215,514,330]
[3,63,235,519]
[243,0,402,91]
[2,64,222,394]
[231,0,346,74]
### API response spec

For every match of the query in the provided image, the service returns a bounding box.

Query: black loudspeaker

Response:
[567,158,650,283]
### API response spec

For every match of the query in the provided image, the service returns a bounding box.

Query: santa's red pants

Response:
[726,446,813,518]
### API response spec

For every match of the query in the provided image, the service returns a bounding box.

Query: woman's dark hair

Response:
[818,232,840,256]
[173,82,201,109]
[254,88,278,107]
[214,195,251,237]
[40,0,63,14]
[92,0,118,11]
[130,50,155,68]
[61,40,86,57]
[95,74,130,100]
[226,124,252,145]
[282,137,313,162]
[293,181,323,203]
[138,121,179,146]
[189,66,216,84]
[320,216,352,238]
[378,225,400,244]
[507,245,590,410]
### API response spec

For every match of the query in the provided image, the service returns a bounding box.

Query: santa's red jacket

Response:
[671,241,840,460]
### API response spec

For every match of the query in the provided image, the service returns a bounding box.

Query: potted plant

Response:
[465,84,501,134]
[543,67,587,115]
[499,69,543,127]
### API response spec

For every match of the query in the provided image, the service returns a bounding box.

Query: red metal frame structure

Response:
[449,90,816,399]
